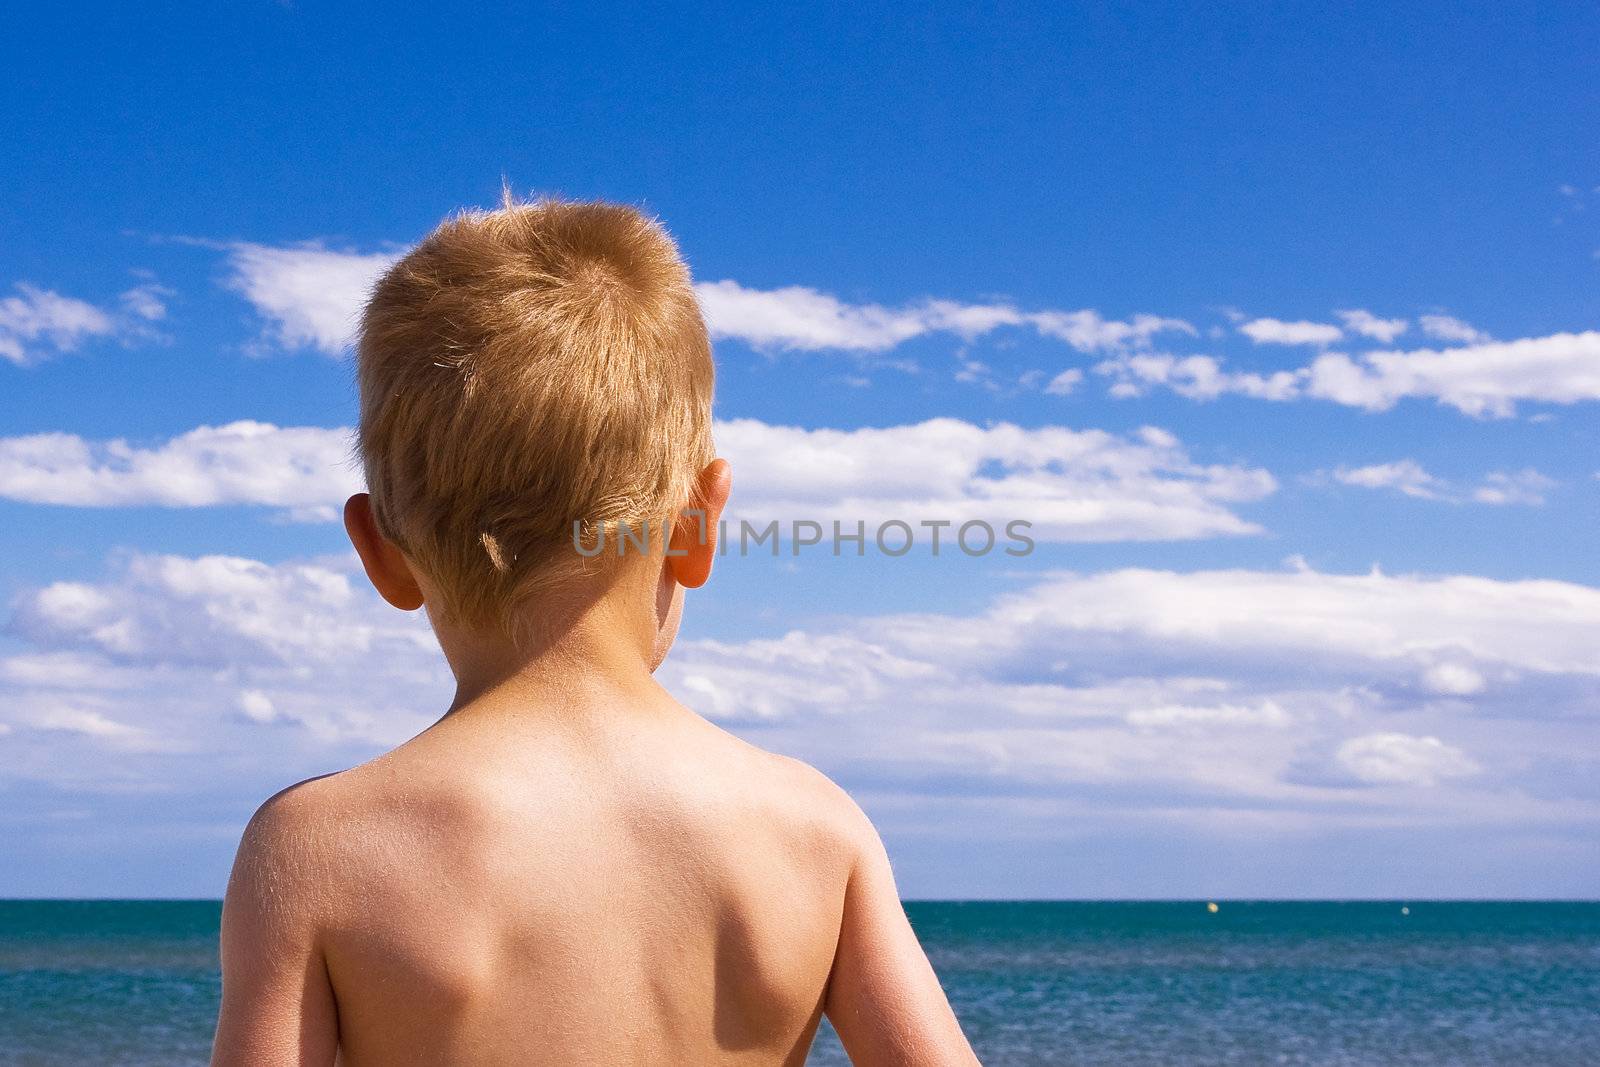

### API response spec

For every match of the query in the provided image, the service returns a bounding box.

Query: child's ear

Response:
[667,459,733,590]
[344,493,426,611]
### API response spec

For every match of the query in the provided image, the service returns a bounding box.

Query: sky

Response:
[1,1,1598,899]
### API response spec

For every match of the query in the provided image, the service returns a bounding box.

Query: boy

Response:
[211,198,979,1066]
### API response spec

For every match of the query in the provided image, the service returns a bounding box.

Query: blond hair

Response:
[356,196,715,632]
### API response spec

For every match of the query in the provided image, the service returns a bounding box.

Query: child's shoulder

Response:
[232,716,883,904]
[223,771,357,933]
[228,754,456,929]
[692,723,881,863]
[238,771,343,845]
[231,754,425,871]
[231,769,362,878]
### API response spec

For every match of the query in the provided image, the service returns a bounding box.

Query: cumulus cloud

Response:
[693,281,974,352]
[223,242,399,355]
[1422,662,1486,696]
[118,282,171,323]
[1335,733,1480,786]
[0,418,1276,543]
[1026,309,1197,352]
[1331,459,1445,499]
[0,282,168,366]
[209,241,1594,421]
[889,564,1600,680]
[653,563,1600,835]
[1100,331,1600,417]
[1095,353,1301,401]
[1304,332,1600,416]
[1336,309,1408,343]
[11,553,429,669]
[697,293,1590,416]
[1324,460,1553,506]
[237,689,278,724]
[4,552,444,759]
[217,242,1199,361]
[1418,314,1491,345]
[0,285,112,364]
[7,556,1596,822]
[5,550,1598,901]
[717,418,1275,542]
[205,239,1600,420]
[1043,368,1083,395]
[0,421,359,512]
[1468,469,1557,506]
[1238,318,1344,346]
[21,701,163,752]
[693,280,1197,355]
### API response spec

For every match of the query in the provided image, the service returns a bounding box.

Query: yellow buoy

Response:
[1207,901,1219,913]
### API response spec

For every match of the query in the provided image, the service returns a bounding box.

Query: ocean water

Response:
[1,901,1596,1066]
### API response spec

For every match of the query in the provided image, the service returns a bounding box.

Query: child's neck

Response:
[432,570,669,721]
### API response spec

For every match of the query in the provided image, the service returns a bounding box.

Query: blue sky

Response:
[2,1,1598,898]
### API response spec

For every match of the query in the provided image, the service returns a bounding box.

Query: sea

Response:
[1,900,1596,1066]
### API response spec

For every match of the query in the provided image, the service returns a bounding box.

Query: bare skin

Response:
[212,461,979,1067]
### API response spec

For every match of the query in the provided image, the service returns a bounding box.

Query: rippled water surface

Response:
[3,900,1597,1065]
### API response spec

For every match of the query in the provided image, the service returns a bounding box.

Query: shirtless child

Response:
[210,198,979,1066]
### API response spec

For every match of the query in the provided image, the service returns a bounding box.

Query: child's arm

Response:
[824,812,981,1066]
[210,792,340,1067]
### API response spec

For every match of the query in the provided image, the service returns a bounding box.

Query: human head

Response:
[349,195,720,644]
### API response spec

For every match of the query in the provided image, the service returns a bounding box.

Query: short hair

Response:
[356,196,715,632]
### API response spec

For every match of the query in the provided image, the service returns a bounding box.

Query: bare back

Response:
[214,689,977,1066]
[330,703,851,1065]
[217,697,830,1063]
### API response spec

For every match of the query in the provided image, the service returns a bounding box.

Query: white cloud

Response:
[1095,353,1301,401]
[1423,662,1486,696]
[952,357,998,390]
[237,689,279,724]
[217,242,1202,361]
[1043,368,1083,395]
[223,242,399,356]
[1027,309,1196,352]
[0,421,359,511]
[0,418,1275,543]
[201,239,1600,423]
[1306,332,1600,416]
[27,704,151,745]
[1324,460,1550,506]
[211,242,1592,422]
[653,562,1599,813]
[1336,309,1408,343]
[1098,330,1600,418]
[716,417,1275,542]
[1418,314,1490,345]
[694,279,1196,355]
[0,285,112,364]
[1335,733,1479,786]
[896,565,1600,678]
[1332,459,1444,499]
[4,552,444,758]
[119,282,172,323]
[5,556,1597,855]
[11,553,400,666]
[1125,700,1291,730]
[1238,318,1343,346]
[0,282,167,366]
[691,280,944,352]
[1469,469,1556,506]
